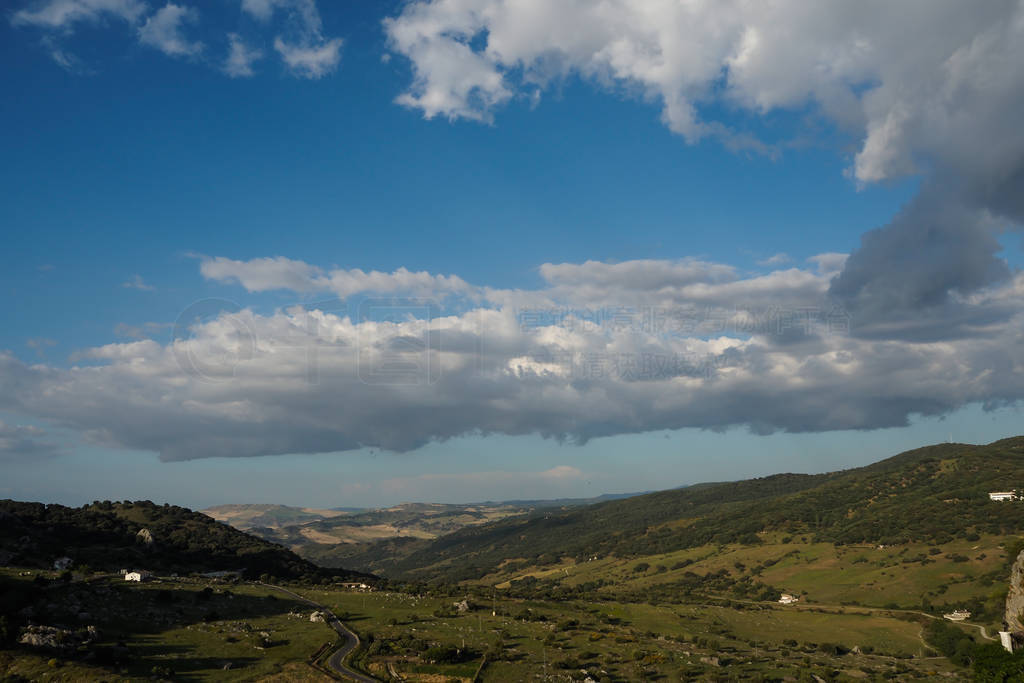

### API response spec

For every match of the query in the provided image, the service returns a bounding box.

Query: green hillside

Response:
[0,499,368,582]
[383,437,1024,582]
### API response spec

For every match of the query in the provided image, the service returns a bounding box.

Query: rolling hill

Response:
[211,495,650,574]
[0,499,368,582]
[379,437,1024,582]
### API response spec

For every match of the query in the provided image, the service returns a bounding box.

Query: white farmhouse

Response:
[943,609,971,621]
[989,491,1017,501]
[778,593,799,605]
[124,570,151,582]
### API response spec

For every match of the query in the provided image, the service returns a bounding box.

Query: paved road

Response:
[256,582,378,682]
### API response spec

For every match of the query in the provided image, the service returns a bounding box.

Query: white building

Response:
[989,491,1017,501]
[124,571,150,582]
[778,593,799,605]
[943,610,971,621]
[1000,631,1014,653]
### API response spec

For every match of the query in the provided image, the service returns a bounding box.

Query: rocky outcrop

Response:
[135,527,155,547]
[1005,549,1024,632]
[19,625,98,652]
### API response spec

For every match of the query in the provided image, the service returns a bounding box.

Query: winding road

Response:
[256,582,378,682]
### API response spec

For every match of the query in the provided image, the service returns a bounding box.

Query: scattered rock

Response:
[19,625,98,653]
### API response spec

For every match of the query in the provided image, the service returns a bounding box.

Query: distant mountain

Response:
[380,437,1024,582]
[0,499,369,582]
[202,503,350,530]
[211,492,653,574]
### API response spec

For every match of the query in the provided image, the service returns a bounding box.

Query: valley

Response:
[6,438,1024,680]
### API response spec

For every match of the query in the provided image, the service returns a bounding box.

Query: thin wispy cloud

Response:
[11,0,341,78]
[273,36,342,79]
[121,274,155,291]
[757,253,791,267]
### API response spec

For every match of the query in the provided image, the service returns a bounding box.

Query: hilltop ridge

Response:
[380,437,1024,582]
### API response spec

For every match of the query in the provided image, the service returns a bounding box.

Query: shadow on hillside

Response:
[5,576,329,679]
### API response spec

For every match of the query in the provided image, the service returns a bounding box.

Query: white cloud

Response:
[242,0,321,33]
[199,255,325,292]
[240,0,343,79]
[12,0,147,30]
[240,0,277,22]
[121,274,155,291]
[199,255,473,299]
[0,420,62,461]
[138,2,202,57]
[14,0,344,79]
[757,253,791,267]
[273,36,342,78]
[223,32,262,77]
[384,1,1024,186]
[384,0,1024,348]
[2,254,1022,461]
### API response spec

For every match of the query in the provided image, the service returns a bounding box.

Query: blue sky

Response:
[2,0,1022,508]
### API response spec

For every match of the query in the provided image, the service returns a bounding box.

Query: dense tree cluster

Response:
[0,499,368,583]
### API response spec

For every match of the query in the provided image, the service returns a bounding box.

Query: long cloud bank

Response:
[2,255,1023,461]
[6,1,1024,460]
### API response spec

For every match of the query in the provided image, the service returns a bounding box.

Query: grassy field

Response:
[295,583,964,681]
[2,530,1013,682]
[473,533,1013,628]
[0,569,336,681]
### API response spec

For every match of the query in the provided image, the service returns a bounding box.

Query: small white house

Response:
[778,593,799,605]
[943,610,971,621]
[53,557,72,571]
[124,571,151,582]
[989,492,1017,501]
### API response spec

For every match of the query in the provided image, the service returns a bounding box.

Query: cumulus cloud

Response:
[223,32,262,77]
[137,2,201,57]
[199,255,325,292]
[829,187,1015,341]
[384,1,1023,182]
[0,420,63,461]
[385,0,1024,343]
[2,253,1022,462]
[240,0,343,78]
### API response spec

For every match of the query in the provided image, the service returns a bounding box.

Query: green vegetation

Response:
[0,569,335,681]
[6,437,1024,679]
[0,499,368,582]
[383,437,1024,583]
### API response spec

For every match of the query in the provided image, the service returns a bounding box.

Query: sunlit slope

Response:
[385,437,1024,582]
